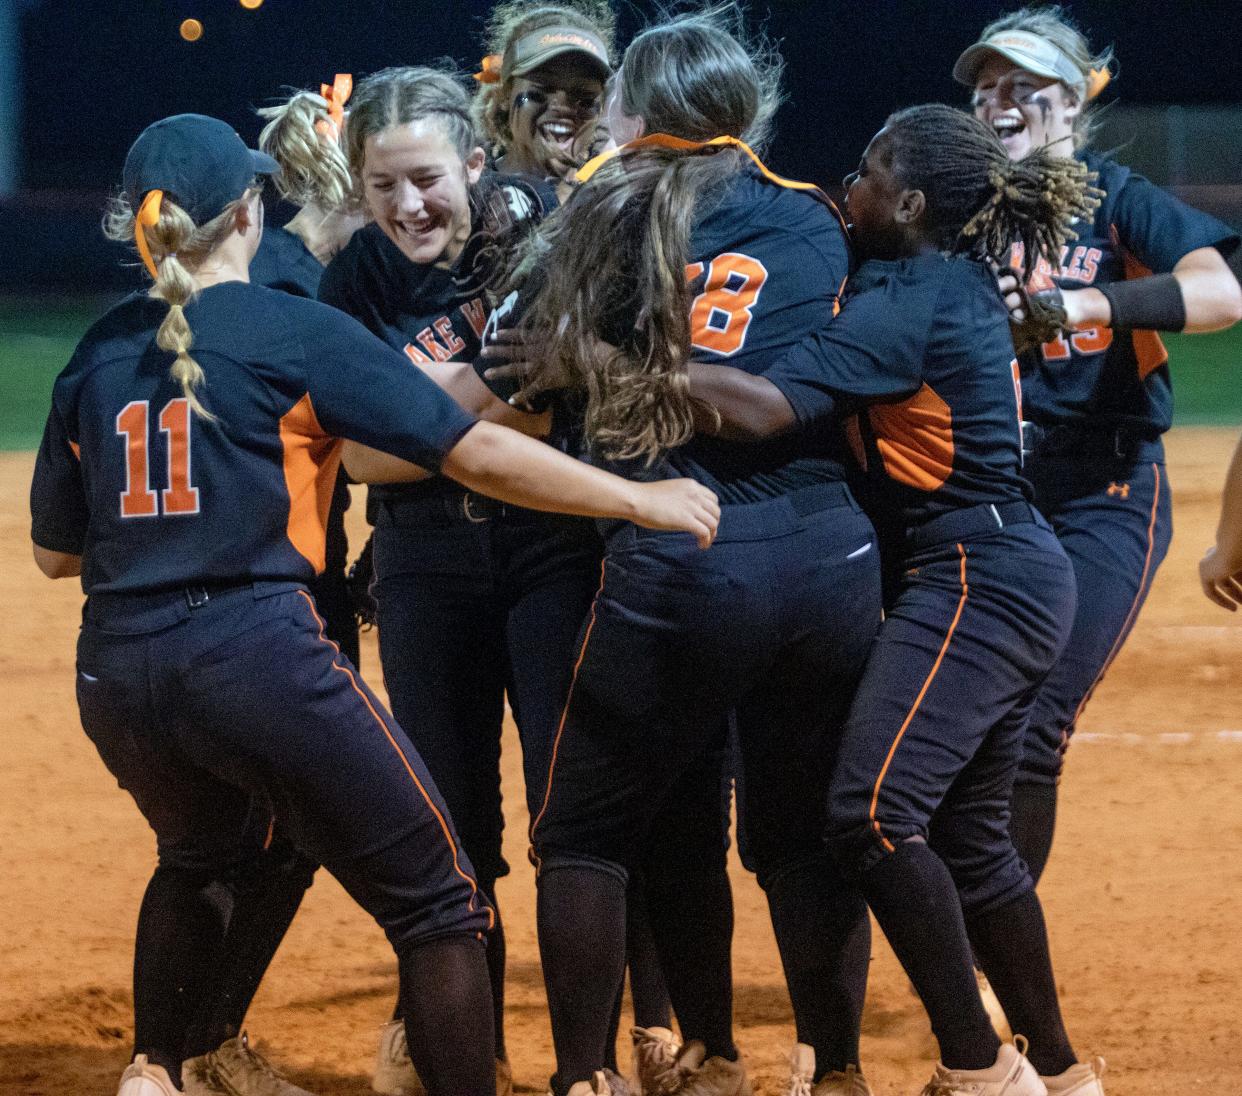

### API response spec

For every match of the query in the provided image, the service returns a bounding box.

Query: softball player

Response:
[955,6,1242,885]
[497,12,883,1095]
[1200,431,1242,608]
[177,81,367,1096]
[29,112,717,1096]
[316,64,617,1096]
[472,1,614,191]
[688,104,1107,1096]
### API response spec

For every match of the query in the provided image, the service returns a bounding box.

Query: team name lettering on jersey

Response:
[401,297,488,364]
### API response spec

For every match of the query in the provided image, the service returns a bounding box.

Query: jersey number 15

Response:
[116,398,200,518]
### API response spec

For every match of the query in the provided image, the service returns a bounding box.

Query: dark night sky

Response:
[18,0,1242,194]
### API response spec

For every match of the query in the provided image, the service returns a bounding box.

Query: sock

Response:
[133,866,234,1089]
[537,864,627,1094]
[858,840,999,1070]
[643,837,736,1062]
[626,871,673,1030]
[967,890,1077,1076]
[482,882,508,1063]
[1008,783,1058,886]
[766,858,870,1075]
[183,839,317,1058]
[397,935,495,1096]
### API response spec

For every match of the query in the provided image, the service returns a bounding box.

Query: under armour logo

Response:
[1107,482,1130,499]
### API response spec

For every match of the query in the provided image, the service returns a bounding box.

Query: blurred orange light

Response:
[239,0,264,8]
[179,18,204,41]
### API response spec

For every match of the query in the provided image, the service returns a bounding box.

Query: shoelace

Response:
[786,1074,813,1096]
[234,1033,291,1082]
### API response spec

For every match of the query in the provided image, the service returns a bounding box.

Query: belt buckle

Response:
[185,586,210,610]
[461,493,490,523]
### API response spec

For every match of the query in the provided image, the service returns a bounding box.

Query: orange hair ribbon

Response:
[1085,66,1111,100]
[474,54,503,84]
[315,73,353,141]
[135,189,164,280]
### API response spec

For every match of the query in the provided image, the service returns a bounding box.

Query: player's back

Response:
[667,165,858,503]
[33,282,473,596]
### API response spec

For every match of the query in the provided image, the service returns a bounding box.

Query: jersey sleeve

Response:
[294,302,478,470]
[764,265,936,427]
[1111,173,1241,271]
[30,396,89,554]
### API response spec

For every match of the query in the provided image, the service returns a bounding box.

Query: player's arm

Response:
[1059,246,1242,334]
[414,359,552,436]
[1200,431,1242,610]
[687,364,799,439]
[33,544,82,579]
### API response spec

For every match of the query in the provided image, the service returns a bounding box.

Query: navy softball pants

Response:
[827,519,1076,915]
[372,499,602,887]
[1019,436,1172,785]
[75,582,491,949]
[531,482,882,880]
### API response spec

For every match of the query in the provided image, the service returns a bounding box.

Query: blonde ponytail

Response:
[104,188,255,420]
[257,87,353,210]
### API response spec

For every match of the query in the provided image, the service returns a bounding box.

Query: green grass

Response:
[1,296,1241,450]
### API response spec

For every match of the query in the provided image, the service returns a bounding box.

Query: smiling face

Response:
[972,52,1080,161]
[361,118,485,267]
[506,54,605,178]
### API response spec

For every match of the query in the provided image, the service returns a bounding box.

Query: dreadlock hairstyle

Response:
[473,0,617,162]
[975,5,1114,149]
[256,86,352,210]
[881,104,1102,277]
[102,188,258,421]
[519,3,780,463]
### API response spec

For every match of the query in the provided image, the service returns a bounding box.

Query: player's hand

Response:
[1199,544,1242,610]
[992,265,1026,321]
[631,479,721,549]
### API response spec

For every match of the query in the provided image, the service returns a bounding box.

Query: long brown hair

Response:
[521,3,776,463]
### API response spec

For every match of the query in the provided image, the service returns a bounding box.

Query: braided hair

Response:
[882,103,1101,276]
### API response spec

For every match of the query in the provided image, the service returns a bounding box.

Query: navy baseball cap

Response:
[123,114,280,223]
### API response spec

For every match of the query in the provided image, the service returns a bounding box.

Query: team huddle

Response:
[27,3,1242,1096]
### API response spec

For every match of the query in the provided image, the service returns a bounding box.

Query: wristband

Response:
[1098,274,1186,332]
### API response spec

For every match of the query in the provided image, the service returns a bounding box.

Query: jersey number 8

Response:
[686,252,770,356]
[116,398,200,518]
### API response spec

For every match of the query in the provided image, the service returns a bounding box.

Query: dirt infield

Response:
[3,428,1241,1096]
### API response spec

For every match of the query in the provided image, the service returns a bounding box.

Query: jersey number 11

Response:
[116,398,201,518]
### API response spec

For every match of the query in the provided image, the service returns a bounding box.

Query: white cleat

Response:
[191,1034,316,1096]
[566,1070,631,1096]
[371,1018,512,1096]
[631,1026,683,1095]
[920,1039,1046,1095]
[784,1043,872,1096]
[118,1055,182,1096]
[664,1042,751,1096]
[1041,1057,1106,1095]
[372,1021,426,1096]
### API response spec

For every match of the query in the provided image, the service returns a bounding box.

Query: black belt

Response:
[905,500,1042,551]
[1021,421,1161,462]
[379,490,511,526]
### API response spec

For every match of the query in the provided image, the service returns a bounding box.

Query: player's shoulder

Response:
[57,291,158,381]
[251,225,322,299]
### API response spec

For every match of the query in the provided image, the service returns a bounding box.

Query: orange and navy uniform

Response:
[1008,153,1239,795]
[30,282,493,947]
[766,253,1028,531]
[762,252,1077,914]
[317,172,602,901]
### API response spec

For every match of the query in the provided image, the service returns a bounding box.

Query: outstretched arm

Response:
[687,363,800,440]
[346,422,720,548]
[1200,431,1242,609]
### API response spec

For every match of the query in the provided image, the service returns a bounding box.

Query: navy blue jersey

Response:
[249,225,324,300]
[1012,151,1239,433]
[767,253,1029,528]
[30,282,475,595]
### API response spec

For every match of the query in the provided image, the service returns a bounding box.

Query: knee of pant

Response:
[753,848,838,895]
[935,843,1032,918]
[825,819,903,883]
[534,851,629,889]
[1017,739,1065,786]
